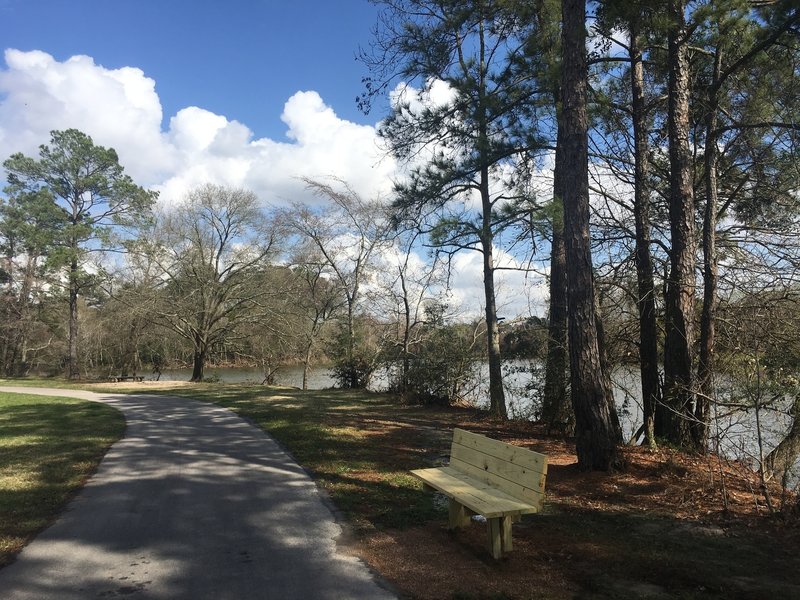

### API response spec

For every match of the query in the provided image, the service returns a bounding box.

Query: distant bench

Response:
[411,428,547,559]
[108,375,144,383]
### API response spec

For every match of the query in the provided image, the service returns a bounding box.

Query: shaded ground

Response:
[5,379,799,598]
[328,410,799,600]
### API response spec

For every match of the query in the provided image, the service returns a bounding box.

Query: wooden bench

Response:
[411,428,547,559]
[108,375,144,382]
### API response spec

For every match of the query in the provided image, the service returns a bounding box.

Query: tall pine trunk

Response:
[629,19,660,448]
[542,123,570,432]
[561,0,619,470]
[68,255,80,380]
[661,0,698,448]
[481,205,508,420]
[477,17,507,420]
[697,48,724,451]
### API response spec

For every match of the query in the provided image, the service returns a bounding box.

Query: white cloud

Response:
[0,49,396,207]
[446,246,548,319]
[389,78,456,115]
[0,49,174,183]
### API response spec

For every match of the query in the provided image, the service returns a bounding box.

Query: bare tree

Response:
[132,184,281,382]
[280,177,393,388]
[290,253,346,390]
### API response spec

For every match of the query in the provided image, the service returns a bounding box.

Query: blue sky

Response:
[1,0,382,139]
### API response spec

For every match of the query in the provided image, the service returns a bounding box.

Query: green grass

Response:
[0,392,125,566]
[1,378,445,531]
[0,377,90,389]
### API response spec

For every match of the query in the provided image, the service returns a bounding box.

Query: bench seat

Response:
[411,466,538,518]
[411,428,547,559]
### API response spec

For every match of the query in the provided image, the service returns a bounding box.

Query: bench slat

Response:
[453,428,547,475]
[410,466,539,518]
[449,454,545,510]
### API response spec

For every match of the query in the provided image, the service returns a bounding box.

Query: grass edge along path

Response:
[0,391,125,567]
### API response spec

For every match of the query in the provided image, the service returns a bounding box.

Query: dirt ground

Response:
[349,416,800,600]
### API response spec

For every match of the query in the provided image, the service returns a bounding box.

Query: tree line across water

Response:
[2,1,800,491]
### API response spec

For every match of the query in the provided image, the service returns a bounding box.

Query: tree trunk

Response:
[764,395,800,483]
[560,0,619,470]
[400,266,412,391]
[302,339,313,391]
[191,338,207,382]
[697,49,724,452]
[68,256,80,380]
[542,123,571,432]
[482,230,508,420]
[475,16,507,420]
[661,0,697,448]
[629,20,660,448]
[596,308,623,441]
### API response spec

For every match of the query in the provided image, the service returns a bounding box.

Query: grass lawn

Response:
[0,392,125,566]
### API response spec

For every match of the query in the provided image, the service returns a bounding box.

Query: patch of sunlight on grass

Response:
[0,392,125,567]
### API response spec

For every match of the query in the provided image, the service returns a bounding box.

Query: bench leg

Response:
[501,516,513,552]
[448,500,471,529]
[487,517,502,559]
[486,516,513,559]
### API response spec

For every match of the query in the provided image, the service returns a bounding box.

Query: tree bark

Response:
[68,254,80,380]
[191,338,207,382]
[764,395,800,482]
[477,17,507,420]
[482,228,508,420]
[542,123,570,432]
[400,266,412,391]
[302,341,313,391]
[661,0,697,448]
[629,19,660,448]
[696,48,723,452]
[560,0,619,470]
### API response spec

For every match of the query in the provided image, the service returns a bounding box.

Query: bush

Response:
[389,310,483,405]
[330,354,375,389]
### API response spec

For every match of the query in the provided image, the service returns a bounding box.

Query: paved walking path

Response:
[0,387,395,599]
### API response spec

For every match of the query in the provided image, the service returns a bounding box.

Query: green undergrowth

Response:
[0,392,125,566]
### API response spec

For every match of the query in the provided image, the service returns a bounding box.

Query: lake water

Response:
[158,365,339,389]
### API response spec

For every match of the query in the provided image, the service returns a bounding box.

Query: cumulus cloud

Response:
[0,49,396,206]
[0,49,174,183]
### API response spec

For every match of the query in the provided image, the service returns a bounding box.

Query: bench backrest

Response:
[449,428,547,510]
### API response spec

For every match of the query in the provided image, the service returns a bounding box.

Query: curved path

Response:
[0,387,395,599]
